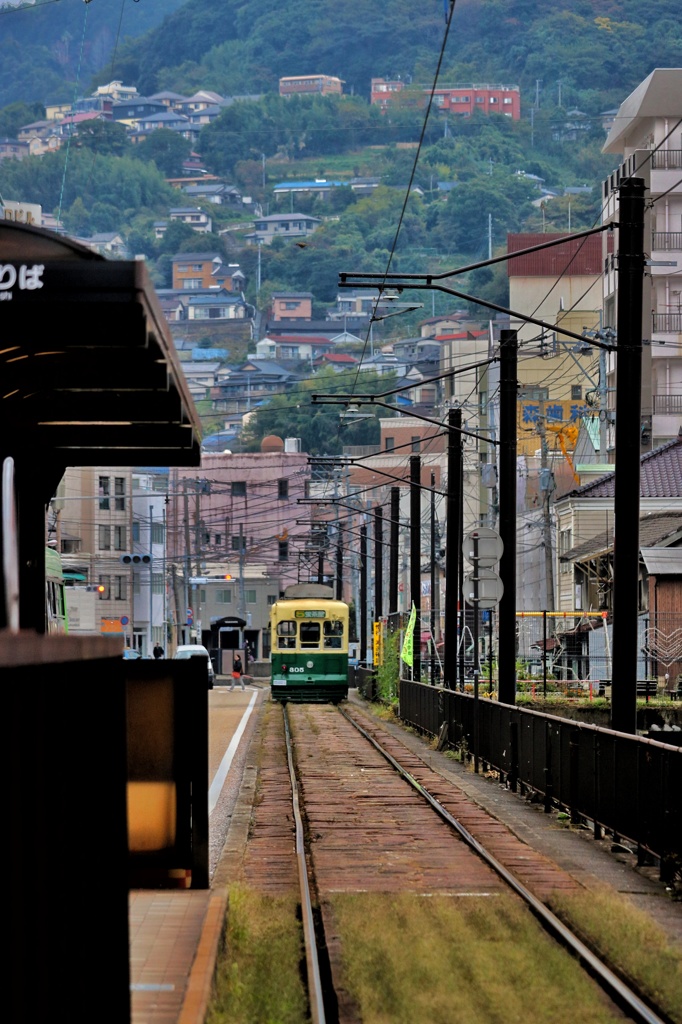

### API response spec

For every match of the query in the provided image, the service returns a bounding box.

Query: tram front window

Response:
[300,622,320,648]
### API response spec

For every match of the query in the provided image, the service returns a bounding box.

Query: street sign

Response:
[120,615,129,625]
[186,608,193,624]
[464,568,504,609]
[463,527,504,568]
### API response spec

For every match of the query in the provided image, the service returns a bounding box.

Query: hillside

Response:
[1,0,681,114]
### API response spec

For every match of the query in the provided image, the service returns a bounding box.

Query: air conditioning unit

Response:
[284,437,301,452]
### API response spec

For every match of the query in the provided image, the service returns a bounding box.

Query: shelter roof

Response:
[0,221,201,475]
[563,434,682,500]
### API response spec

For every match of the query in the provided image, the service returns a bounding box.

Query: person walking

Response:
[153,643,164,659]
[230,653,245,691]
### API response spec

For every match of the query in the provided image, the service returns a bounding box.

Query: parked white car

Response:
[173,644,215,687]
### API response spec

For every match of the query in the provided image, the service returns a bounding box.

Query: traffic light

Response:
[120,554,151,565]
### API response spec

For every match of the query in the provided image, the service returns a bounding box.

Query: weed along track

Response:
[223,702,675,1024]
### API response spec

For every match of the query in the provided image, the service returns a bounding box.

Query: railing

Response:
[652,312,682,333]
[651,149,682,170]
[398,679,682,878]
[652,231,682,251]
[653,393,682,415]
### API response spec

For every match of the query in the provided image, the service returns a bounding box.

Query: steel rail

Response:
[283,704,327,1024]
[339,707,669,1024]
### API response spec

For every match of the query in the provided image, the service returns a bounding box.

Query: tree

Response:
[74,119,130,157]
[135,128,191,176]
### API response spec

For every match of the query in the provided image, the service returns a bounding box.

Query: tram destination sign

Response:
[295,609,326,618]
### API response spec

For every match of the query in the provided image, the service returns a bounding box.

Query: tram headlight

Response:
[306,660,314,669]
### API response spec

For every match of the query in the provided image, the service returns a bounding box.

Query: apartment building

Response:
[432,84,521,120]
[601,68,682,450]
[279,75,344,97]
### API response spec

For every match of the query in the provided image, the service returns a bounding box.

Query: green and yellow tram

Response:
[270,583,349,703]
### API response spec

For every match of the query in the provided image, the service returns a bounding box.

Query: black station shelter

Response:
[2,221,202,1023]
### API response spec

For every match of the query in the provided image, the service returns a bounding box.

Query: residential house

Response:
[186,290,247,320]
[271,292,313,321]
[602,68,682,450]
[0,138,29,161]
[111,98,167,123]
[83,232,128,258]
[272,177,380,202]
[181,182,242,206]
[313,352,359,371]
[57,111,108,138]
[249,212,321,244]
[178,360,230,399]
[210,360,301,419]
[264,318,350,341]
[279,75,344,97]
[418,312,469,338]
[95,80,139,102]
[148,91,189,110]
[174,91,225,115]
[159,296,186,322]
[257,334,335,362]
[171,253,244,292]
[170,207,213,233]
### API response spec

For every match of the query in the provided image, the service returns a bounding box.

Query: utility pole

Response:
[430,471,436,684]
[360,523,367,664]
[444,409,461,690]
[611,178,646,735]
[183,479,191,645]
[599,345,608,459]
[335,527,343,601]
[537,404,555,611]
[238,523,246,622]
[488,213,492,260]
[498,330,518,705]
[410,455,422,683]
[374,506,383,620]
[389,487,400,628]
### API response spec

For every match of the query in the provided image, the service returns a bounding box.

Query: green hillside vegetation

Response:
[0,0,185,107]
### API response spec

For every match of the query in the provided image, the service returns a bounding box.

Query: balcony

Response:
[652,394,682,415]
[652,231,682,251]
[651,149,682,170]
[652,312,682,333]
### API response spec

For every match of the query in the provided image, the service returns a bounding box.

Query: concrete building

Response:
[279,75,344,97]
[601,68,682,451]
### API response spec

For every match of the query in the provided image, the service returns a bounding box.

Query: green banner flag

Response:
[401,603,417,667]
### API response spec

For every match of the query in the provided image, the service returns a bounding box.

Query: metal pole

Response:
[335,528,343,601]
[445,409,462,690]
[389,487,399,627]
[149,504,153,654]
[375,506,383,619]
[543,609,547,698]
[611,177,646,735]
[430,471,436,684]
[473,533,480,773]
[458,446,465,691]
[410,455,421,683]
[360,523,367,664]
[498,329,518,705]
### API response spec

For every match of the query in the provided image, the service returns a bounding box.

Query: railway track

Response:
[240,701,673,1024]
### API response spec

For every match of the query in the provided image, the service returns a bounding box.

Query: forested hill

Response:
[2,0,681,113]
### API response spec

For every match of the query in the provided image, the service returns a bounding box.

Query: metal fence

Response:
[398,679,682,878]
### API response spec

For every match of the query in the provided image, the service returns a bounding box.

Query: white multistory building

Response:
[601,68,682,451]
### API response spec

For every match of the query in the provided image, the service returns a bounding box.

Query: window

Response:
[99,575,110,600]
[267,594,277,605]
[133,575,141,595]
[284,301,300,309]
[503,97,513,104]
[278,478,289,500]
[245,589,257,604]
[214,533,222,546]
[475,96,484,103]
[489,97,498,103]
[200,589,206,603]
[277,619,296,649]
[152,573,164,595]
[300,621,320,648]
[384,436,395,451]
[232,481,246,496]
[217,588,232,604]
[113,575,126,601]
[98,525,111,550]
[151,522,164,544]
[278,540,289,561]
[571,385,582,400]
[132,520,140,542]
[177,264,189,273]
[559,527,573,556]
[519,386,549,401]
[114,477,125,511]
[203,531,211,546]
[323,619,344,648]
[182,279,202,290]
[231,534,245,551]
[411,436,420,453]
[114,525,126,551]
[99,476,110,510]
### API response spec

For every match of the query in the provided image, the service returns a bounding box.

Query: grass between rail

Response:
[206,884,308,1024]
[549,887,682,1023]
[330,892,630,1024]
